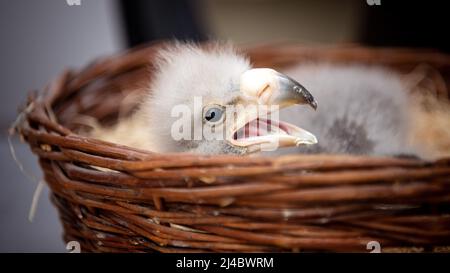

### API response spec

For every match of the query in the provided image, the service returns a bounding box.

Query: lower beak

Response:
[227,68,318,153]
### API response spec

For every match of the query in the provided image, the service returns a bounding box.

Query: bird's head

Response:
[141,43,318,154]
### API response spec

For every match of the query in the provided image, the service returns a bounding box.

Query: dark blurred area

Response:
[119,0,449,53]
[1,0,448,253]
[361,0,449,53]
[119,0,207,47]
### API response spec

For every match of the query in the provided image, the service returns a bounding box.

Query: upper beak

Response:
[240,68,317,110]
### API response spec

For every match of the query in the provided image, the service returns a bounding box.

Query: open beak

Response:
[227,68,318,153]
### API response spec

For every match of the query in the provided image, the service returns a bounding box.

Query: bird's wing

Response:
[270,63,418,157]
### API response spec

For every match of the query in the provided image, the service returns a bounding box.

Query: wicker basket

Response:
[13,42,450,253]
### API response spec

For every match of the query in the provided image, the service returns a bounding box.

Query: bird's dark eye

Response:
[203,105,225,123]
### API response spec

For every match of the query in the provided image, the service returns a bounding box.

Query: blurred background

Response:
[0,0,447,252]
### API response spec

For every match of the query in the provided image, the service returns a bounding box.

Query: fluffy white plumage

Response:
[90,44,252,154]
[88,43,450,159]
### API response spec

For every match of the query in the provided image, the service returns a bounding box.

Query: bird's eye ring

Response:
[203,105,225,124]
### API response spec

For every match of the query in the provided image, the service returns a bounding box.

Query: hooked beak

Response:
[240,68,318,110]
[227,68,318,153]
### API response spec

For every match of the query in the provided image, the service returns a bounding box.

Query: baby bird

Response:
[89,43,318,155]
[89,43,450,159]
